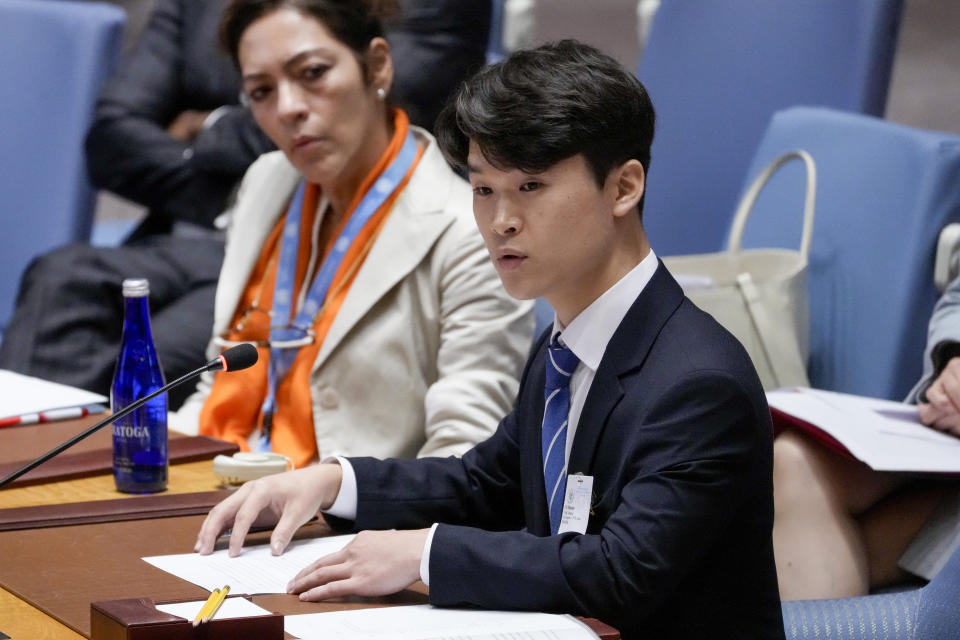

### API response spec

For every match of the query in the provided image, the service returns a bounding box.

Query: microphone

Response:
[215,343,259,372]
[0,344,259,489]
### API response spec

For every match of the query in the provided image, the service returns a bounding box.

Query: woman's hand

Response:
[286,529,430,600]
[918,357,960,436]
[194,463,343,557]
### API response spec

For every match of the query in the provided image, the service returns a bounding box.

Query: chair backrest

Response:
[0,0,125,329]
[637,0,902,256]
[738,107,960,400]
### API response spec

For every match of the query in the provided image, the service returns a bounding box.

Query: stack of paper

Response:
[0,369,106,424]
[284,605,600,640]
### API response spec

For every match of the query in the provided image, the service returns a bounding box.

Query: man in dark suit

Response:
[195,40,785,639]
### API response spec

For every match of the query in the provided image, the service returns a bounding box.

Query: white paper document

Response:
[155,597,272,620]
[0,369,106,420]
[143,534,356,594]
[767,387,960,472]
[283,605,600,640]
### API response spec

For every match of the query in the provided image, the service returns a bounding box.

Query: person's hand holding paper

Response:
[918,357,960,436]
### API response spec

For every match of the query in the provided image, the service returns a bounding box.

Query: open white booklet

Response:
[767,387,960,473]
[144,534,599,639]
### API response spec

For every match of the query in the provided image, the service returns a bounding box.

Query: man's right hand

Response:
[194,462,343,557]
[918,357,960,436]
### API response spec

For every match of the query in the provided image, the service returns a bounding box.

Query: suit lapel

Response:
[567,262,686,473]
[312,136,456,370]
[520,335,552,536]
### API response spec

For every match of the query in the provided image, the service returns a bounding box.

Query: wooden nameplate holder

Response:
[90,596,283,640]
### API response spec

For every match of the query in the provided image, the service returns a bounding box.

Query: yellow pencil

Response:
[200,585,231,625]
[192,588,220,626]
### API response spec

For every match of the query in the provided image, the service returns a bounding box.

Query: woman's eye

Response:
[301,64,328,82]
[247,86,271,103]
[520,181,542,192]
[473,186,492,196]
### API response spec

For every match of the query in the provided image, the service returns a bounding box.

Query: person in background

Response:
[194,39,785,640]
[171,0,532,468]
[774,274,960,599]
[390,0,491,130]
[0,0,273,409]
[0,0,493,410]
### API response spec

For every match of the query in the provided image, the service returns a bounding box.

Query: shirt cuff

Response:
[321,456,357,520]
[420,522,439,586]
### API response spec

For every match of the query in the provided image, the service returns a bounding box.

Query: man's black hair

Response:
[436,39,656,218]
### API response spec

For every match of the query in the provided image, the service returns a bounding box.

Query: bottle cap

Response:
[122,278,150,297]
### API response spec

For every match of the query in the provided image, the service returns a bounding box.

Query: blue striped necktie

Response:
[542,336,580,534]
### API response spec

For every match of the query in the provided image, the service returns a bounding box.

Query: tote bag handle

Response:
[727,150,817,259]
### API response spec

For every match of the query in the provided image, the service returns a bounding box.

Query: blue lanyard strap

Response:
[257,130,419,449]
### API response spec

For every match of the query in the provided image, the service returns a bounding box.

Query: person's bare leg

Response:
[773,429,905,599]
[861,483,946,589]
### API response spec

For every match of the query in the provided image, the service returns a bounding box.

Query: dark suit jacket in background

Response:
[342,263,786,640]
[84,0,273,235]
[390,0,491,130]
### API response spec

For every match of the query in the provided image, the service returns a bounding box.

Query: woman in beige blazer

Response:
[173,0,532,466]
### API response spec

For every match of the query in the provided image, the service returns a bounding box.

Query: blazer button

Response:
[319,387,340,410]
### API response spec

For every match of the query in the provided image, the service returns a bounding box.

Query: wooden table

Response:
[0,458,221,640]
[0,419,618,640]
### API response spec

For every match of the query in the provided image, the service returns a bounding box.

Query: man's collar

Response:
[553,249,658,371]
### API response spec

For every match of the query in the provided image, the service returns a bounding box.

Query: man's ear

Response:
[610,159,645,219]
[366,37,394,94]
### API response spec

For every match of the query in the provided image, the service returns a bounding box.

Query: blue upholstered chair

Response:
[736,107,960,400]
[0,0,125,331]
[782,540,960,639]
[637,0,903,256]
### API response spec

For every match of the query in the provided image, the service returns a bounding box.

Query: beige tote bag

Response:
[663,150,816,390]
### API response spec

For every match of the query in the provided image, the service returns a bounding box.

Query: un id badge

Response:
[557,473,594,534]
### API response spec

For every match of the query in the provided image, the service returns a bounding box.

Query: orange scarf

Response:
[199,110,423,467]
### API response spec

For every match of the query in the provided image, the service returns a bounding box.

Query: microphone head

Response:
[217,344,259,372]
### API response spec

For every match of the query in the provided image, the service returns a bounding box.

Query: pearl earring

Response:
[376,87,386,101]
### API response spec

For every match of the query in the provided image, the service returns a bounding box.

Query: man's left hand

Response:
[287,529,430,600]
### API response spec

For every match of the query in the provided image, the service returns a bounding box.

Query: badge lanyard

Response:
[257,131,419,451]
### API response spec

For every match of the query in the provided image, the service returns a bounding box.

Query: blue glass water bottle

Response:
[111,278,168,493]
